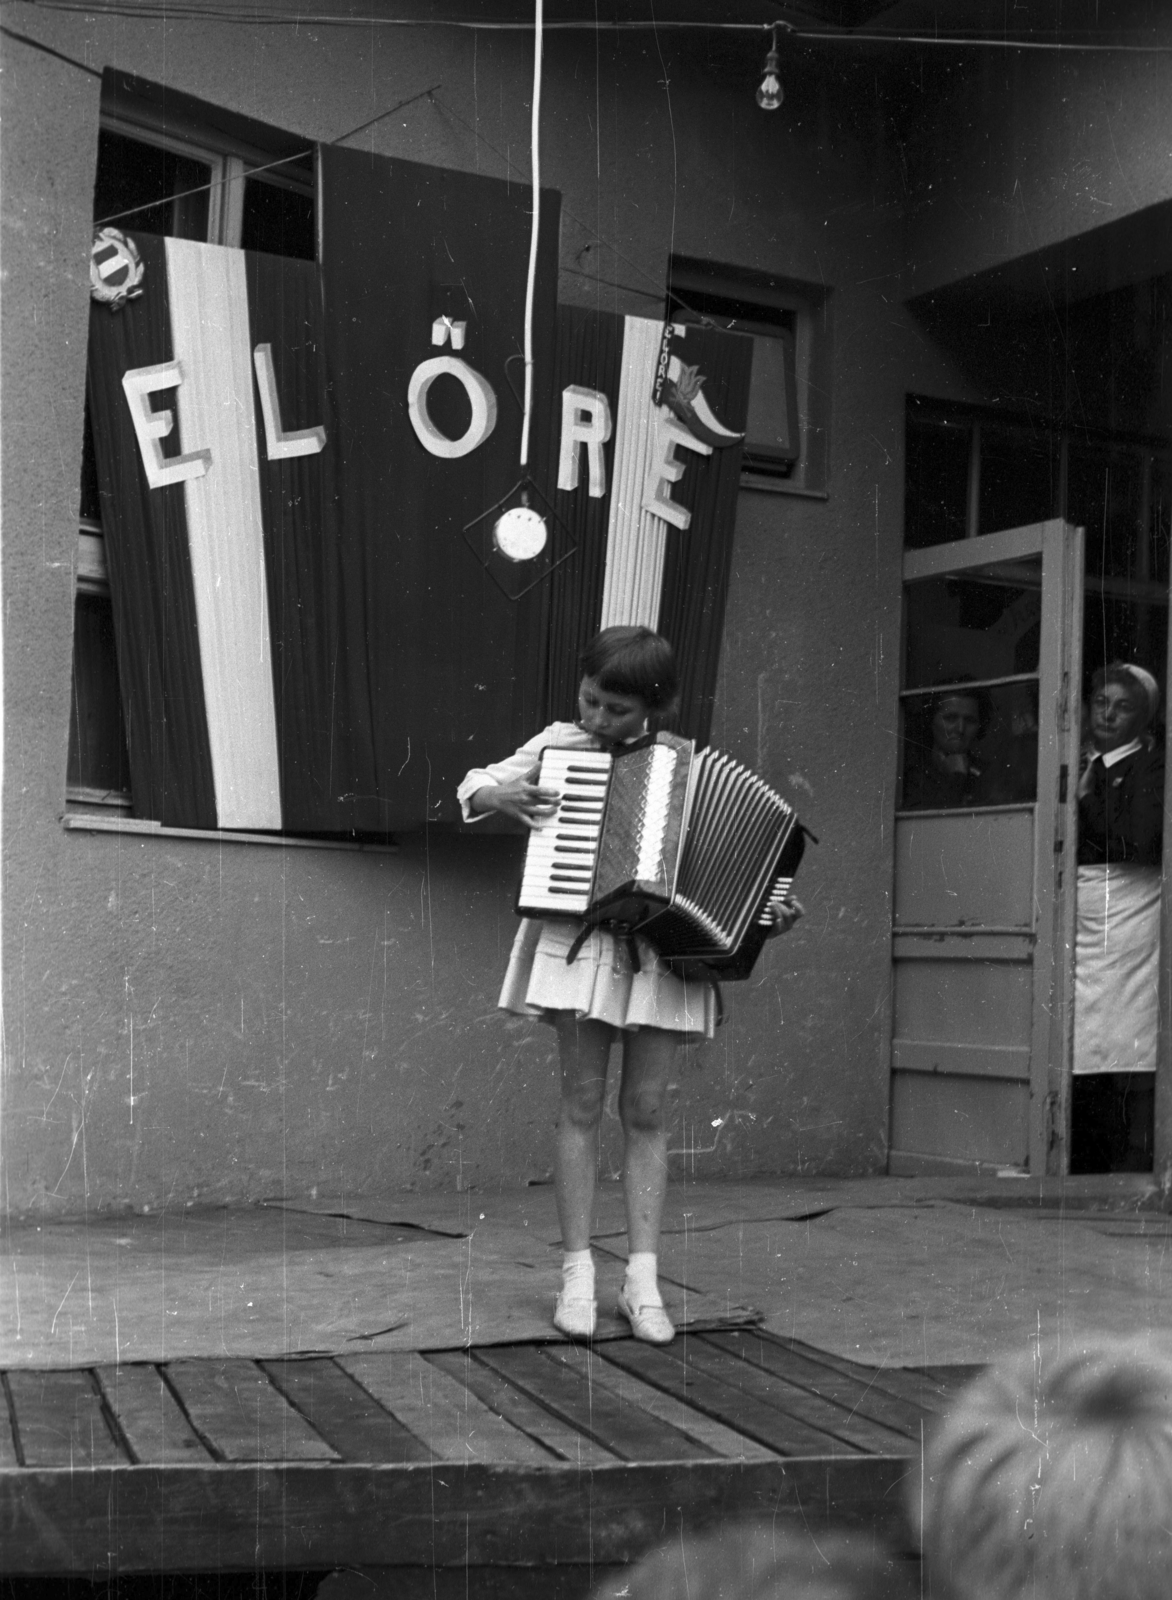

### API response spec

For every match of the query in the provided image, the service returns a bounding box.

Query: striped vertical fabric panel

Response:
[540,306,623,724]
[166,239,282,830]
[90,233,325,831]
[598,316,672,632]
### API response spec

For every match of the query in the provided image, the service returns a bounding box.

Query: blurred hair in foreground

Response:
[588,1520,916,1600]
[913,1337,1172,1600]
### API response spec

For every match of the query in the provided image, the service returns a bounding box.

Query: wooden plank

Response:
[476,1344,713,1463]
[428,1349,619,1467]
[537,1342,779,1462]
[263,1358,432,1464]
[94,1365,211,1464]
[761,1335,963,1416]
[165,1358,337,1462]
[596,1338,865,1457]
[700,1332,925,1441]
[892,1039,1031,1081]
[5,1369,124,1467]
[666,1339,915,1456]
[0,1459,913,1572]
[340,1350,552,1466]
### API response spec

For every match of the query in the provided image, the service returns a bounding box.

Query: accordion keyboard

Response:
[516,747,613,915]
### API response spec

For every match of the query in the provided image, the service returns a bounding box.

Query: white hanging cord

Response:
[519,0,543,470]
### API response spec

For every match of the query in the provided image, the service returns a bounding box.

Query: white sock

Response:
[561,1249,595,1300]
[624,1251,662,1307]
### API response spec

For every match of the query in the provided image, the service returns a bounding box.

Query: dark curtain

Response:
[539,305,623,725]
[244,251,356,833]
[319,147,561,826]
[657,324,753,745]
[86,231,217,828]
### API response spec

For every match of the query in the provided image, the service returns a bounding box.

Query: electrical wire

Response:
[93,82,440,230]
[18,2,1172,50]
[519,0,542,470]
[0,22,102,75]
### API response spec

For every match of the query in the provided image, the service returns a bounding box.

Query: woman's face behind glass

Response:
[931,696,981,758]
[1090,683,1143,753]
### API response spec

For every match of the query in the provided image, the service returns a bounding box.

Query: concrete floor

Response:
[3,1172,1169,1369]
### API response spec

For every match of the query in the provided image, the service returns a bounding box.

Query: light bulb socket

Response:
[756,27,784,111]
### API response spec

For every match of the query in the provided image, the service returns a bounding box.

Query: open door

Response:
[888,519,1084,1176]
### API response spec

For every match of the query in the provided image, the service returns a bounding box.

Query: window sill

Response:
[740,473,828,499]
[61,813,400,853]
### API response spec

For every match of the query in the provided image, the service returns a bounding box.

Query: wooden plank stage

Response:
[0,1329,974,1576]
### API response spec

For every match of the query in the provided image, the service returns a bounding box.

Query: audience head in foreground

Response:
[589,1520,916,1600]
[914,1337,1172,1600]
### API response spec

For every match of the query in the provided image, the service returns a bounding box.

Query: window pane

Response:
[905,414,970,548]
[666,282,799,476]
[240,175,315,260]
[979,423,1059,535]
[900,680,1039,809]
[67,594,131,795]
[904,559,1042,690]
[79,393,101,523]
[93,128,210,239]
[1082,593,1168,689]
[743,329,798,464]
[1149,457,1171,586]
[1068,445,1145,580]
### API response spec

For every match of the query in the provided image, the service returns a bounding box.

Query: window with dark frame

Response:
[71,76,316,813]
[667,256,831,494]
[903,393,1172,747]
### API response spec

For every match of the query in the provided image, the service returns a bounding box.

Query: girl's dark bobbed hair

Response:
[579,626,679,715]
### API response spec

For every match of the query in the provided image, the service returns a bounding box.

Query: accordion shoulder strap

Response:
[563,920,643,974]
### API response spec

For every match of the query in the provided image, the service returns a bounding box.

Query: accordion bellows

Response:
[517,733,805,980]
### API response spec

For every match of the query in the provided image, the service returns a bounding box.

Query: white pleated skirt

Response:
[1073,864,1161,1076]
[499,917,716,1040]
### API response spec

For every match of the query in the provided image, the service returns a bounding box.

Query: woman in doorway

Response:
[901,685,993,809]
[1071,663,1165,1173]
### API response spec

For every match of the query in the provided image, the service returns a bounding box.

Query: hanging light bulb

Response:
[756,26,783,111]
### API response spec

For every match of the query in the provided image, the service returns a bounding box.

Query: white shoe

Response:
[617,1288,675,1345]
[553,1287,597,1340]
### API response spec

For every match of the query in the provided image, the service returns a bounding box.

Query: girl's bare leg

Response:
[618,1025,677,1255]
[553,1012,613,1252]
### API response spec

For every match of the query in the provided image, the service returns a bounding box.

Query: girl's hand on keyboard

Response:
[475,776,561,827]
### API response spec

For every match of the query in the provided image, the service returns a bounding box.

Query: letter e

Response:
[642,410,711,530]
[121,361,211,489]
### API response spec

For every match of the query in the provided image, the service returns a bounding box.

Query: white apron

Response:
[1073,864,1161,1076]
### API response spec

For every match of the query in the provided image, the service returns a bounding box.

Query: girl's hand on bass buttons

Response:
[480,776,561,828]
[766,895,804,936]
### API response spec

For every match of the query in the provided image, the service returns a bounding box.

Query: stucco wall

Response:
[2,6,972,1214]
[903,6,1172,297]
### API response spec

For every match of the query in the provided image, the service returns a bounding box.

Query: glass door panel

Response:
[890,521,1083,1177]
[899,555,1042,813]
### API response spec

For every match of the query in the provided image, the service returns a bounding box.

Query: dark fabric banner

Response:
[656,322,753,746]
[243,251,356,834]
[539,305,623,725]
[87,232,217,829]
[320,147,561,828]
[87,182,742,836]
[537,309,751,747]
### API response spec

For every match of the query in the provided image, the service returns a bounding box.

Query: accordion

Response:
[517,732,806,980]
